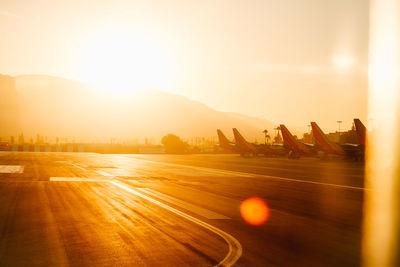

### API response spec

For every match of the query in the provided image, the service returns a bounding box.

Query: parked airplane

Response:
[354,118,366,146]
[232,128,259,156]
[216,128,261,156]
[216,128,295,157]
[216,129,238,152]
[279,124,315,159]
[311,121,363,160]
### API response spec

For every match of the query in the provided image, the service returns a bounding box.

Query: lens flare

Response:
[240,197,269,226]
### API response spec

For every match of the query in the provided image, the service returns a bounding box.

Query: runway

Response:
[0,152,364,266]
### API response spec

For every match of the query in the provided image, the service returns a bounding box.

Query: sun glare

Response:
[77,29,175,96]
[332,55,355,71]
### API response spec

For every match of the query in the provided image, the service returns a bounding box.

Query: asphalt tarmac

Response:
[0,152,364,266]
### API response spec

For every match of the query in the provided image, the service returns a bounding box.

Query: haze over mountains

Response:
[0,74,278,143]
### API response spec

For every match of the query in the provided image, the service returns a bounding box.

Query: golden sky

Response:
[0,0,368,132]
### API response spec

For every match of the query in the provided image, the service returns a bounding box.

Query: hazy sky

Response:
[0,0,369,132]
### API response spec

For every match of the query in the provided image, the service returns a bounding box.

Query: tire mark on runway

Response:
[49,178,228,265]
[136,188,230,220]
[109,181,242,267]
[69,162,87,171]
[54,162,243,266]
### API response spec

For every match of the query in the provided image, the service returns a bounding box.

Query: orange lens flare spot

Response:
[240,197,269,226]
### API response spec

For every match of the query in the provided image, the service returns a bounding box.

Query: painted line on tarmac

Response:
[136,188,230,220]
[109,181,242,267]
[124,157,253,178]
[132,158,365,190]
[50,177,228,218]
[0,165,24,173]
[94,170,114,177]
[50,177,109,182]
[51,168,241,266]
[260,174,365,190]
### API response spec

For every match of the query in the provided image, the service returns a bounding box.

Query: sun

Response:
[77,28,175,96]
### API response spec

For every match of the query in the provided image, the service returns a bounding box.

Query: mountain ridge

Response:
[0,74,280,143]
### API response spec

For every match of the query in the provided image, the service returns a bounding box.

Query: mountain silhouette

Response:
[0,74,276,143]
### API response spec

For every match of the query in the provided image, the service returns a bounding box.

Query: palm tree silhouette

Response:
[262,129,270,145]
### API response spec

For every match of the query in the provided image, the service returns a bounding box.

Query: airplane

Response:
[279,124,315,159]
[311,121,364,160]
[216,128,285,157]
[232,128,259,156]
[216,129,238,152]
[354,118,366,146]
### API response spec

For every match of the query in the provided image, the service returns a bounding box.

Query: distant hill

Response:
[0,74,278,143]
[0,74,20,137]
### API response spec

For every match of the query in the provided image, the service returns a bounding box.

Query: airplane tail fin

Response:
[232,128,248,147]
[311,122,344,155]
[354,118,366,145]
[232,128,258,154]
[217,129,232,148]
[280,124,310,155]
[280,125,297,148]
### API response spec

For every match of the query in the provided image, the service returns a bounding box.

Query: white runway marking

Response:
[110,181,242,267]
[261,174,365,190]
[49,173,242,266]
[50,177,109,182]
[91,169,231,219]
[0,165,24,173]
[134,158,365,190]
[94,170,114,177]
[136,188,230,220]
